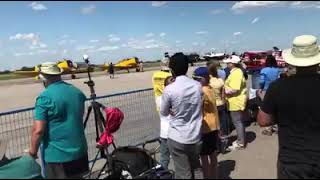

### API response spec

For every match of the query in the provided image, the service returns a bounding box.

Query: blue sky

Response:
[1,1,320,70]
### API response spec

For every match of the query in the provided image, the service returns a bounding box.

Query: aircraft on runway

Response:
[202,52,227,61]
[102,57,141,73]
[14,59,88,79]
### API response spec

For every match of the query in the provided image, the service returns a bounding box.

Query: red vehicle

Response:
[243,50,286,71]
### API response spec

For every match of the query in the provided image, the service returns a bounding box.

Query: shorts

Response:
[45,154,89,179]
[200,131,218,155]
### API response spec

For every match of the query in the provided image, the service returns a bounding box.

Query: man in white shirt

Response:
[160,53,203,179]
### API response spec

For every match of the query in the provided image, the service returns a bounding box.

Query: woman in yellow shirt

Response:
[193,67,220,179]
[207,61,229,153]
[223,55,247,151]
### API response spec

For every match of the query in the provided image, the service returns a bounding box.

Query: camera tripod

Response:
[82,57,117,178]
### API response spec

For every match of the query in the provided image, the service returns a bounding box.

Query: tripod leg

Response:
[83,105,93,129]
[93,102,107,158]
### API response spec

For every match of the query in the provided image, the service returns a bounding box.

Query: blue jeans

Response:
[160,138,170,169]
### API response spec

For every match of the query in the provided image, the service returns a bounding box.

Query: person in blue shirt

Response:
[258,55,280,136]
[28,62,89,179]
[258,55,281,99]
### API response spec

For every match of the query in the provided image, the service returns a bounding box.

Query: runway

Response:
[0,66,166,112]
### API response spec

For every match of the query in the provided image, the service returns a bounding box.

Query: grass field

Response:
[0,73,28,81]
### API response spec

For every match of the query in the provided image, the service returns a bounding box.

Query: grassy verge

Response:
[0,73,28,81]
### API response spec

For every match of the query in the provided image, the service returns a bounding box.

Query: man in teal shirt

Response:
[28,62,89,179]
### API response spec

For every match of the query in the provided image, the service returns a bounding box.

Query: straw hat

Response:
[283,35,320,67]
[223,55,241,64]
[0,139,7,161]
[38,62,64,75]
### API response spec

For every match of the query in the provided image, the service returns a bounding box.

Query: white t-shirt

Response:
[156,96,171,139]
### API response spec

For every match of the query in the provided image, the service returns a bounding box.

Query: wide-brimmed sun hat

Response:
[0,139,7,161]
[283,35,320,67]
[38,62,63,75]
[223,55,241,64]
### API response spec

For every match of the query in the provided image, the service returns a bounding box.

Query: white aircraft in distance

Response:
[202,52,227,61]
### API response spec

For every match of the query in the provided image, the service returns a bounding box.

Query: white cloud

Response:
[159,32,166,37]
[145,33,155,38]
[29,42,47,49]
[14,53,28,57]
[289,1,320,9]
[109,37,121,42]
[231,1,320,12]
[209,9,225,14]
[251,17,260,24]
[233,32,242,36]
[76,45,95,51]
[13,52,37,57]
[9,33,40,45]
[81,4,96,14]
[195,31,208,35]
[175,40,181,43]
[151,1,167,7]
[89,40,99,43]
[29,2,47,11]
[231,1,286,12]
[121,44,128,48]
[96,46,119,51]
[63,49,68,54]
[145,44,160,49]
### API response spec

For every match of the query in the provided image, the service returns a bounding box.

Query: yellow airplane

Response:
[14,59,83,79]
[103,57,140,73]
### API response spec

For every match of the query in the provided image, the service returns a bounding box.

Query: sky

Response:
[1,1,320,70]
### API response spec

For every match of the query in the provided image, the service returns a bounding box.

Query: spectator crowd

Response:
[153,35,320,179]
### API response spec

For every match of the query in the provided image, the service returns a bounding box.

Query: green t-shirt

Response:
[34,81,88,163]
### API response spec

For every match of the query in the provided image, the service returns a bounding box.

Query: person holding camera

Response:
[29,62,89,179]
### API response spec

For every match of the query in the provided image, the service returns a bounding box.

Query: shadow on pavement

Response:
[218,160,236,179]
[228,131,257,145]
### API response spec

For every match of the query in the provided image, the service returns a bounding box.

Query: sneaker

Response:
[226,141,245,151]
[262,129,273,136]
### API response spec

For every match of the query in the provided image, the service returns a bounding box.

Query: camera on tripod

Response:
[83,55,97,99]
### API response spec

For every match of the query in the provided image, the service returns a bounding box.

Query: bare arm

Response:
[221,86,226,102]
[257,109,274,127]
[29,120,46,158]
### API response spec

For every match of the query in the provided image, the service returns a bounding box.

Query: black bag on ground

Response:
[110,146,174,179]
